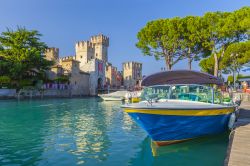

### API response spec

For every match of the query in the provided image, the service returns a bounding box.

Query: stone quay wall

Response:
[0,89,16,99]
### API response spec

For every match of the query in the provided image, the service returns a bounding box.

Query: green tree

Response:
[136,18,185,70]
[199,56,215,75]
[0,27,53,88]
[201,7,250,76]
[181,16,210,70]
[222,41,250,73]
[222,41,250,88]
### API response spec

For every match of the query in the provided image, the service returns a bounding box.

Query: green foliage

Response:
[222,41,250,73]
[136,18,185,70]
[199,56,214,74]
[136,6,250,73]
[0,27,53,88]
[181,16,211,69]
[238,75,250,79]
[54,76,69,83]
[198,6,250,75]
[227,75,233,84]
[0,76,11,84]
[19,79,33,87]
[227,74,245,85]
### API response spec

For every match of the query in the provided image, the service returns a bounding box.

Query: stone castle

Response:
[45,34,142,96]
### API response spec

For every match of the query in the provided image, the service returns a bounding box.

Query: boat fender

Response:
[228,113,236,130]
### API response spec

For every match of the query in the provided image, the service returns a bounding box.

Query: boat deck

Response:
[225,101,250,166]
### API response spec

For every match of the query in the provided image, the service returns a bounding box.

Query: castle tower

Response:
[90,34,109,63]
[122,61,142,90]
[44,47,59,64]
[75,41,94,64]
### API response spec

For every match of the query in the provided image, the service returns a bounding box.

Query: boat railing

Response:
[140,84,233,105]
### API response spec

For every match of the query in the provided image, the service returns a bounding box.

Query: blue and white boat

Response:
[121,70,236,146]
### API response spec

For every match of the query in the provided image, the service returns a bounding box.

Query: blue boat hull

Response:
[128,112,232,146]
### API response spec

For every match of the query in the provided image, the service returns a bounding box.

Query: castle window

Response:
[81,56,82,59]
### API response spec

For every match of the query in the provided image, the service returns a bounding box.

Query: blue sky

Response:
[0,0,249,75]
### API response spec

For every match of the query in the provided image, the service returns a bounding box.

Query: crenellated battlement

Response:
[90,34,109,46]
[60,56,76,62]
[45,47,59,63]
[75,41,94,50]
[45,47,59,54]
[123,61,142,69]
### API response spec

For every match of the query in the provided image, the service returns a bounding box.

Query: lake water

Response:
[0,98,229,166]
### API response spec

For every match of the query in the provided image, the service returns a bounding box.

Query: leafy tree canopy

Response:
[136,18,185,70]
[222,41,250,73]
[136,6,250,73]
[0,27,53,88]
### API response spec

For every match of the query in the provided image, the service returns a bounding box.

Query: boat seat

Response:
[178,93,201,101]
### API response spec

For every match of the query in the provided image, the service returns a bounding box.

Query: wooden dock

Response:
[225,101,250,166]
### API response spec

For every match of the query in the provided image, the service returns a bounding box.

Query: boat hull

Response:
[125,107,234,146]
[100,96,124,101]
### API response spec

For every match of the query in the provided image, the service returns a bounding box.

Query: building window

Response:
[75,81,77,85]
[96,53,98,57]
[81,56,82,59]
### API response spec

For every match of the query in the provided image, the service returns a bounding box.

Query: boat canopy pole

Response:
[212,88,214,104]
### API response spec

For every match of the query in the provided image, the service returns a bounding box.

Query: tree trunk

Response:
[188,57,192,70]
[165,55,172,71]
[188,48,192,70]
[213,53,218,77]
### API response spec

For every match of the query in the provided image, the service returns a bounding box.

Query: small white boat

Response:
[99,91,127,101]
[100,96,124,101]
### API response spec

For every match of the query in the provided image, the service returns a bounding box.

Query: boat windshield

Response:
[140,85,171,101]
[140,84,225,104]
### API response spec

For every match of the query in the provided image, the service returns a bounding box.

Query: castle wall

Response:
[45,48,59,64]
[60,59,90,96]
[70,73,90,96]
[105,64,121,88]
[80,59,105,95]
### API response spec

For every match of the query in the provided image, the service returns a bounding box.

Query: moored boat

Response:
[99,90,127,101]
[121,70,236,146]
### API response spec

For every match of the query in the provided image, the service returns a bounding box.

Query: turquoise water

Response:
[0,98,229,166]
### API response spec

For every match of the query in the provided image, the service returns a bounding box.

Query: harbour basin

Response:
[0,98,229,166]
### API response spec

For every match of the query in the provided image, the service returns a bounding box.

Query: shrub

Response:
[0,76,11,84]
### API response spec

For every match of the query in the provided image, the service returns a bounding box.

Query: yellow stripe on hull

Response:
[124,108,234,116]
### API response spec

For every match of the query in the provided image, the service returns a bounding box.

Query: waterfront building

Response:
[122,61,142,90]
[45,35,143,95]
[74,34,109,95]
[60,56,90,96]
[105,63,122,88]
[45,34,112,95]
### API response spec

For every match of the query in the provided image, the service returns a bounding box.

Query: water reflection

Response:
[38,98,113,165]
[129,132,229,166]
